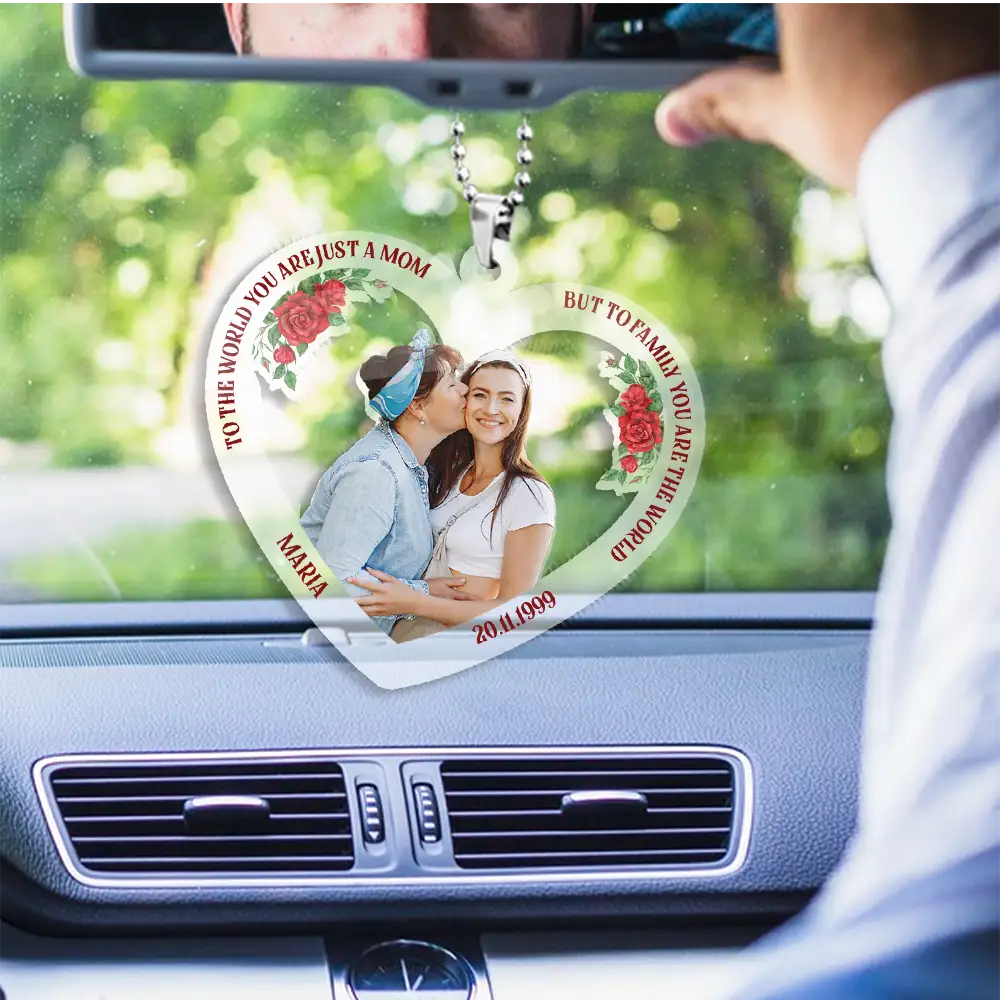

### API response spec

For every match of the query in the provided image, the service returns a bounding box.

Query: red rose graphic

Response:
[274,291,328,347]
[373,279,388,289]
[619,408,663,455]
[273,344,295,365]
[620,454,639,474]
[620,383,652,412]
[313,279,347,313]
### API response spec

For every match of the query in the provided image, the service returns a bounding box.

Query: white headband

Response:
[466,350,532,388]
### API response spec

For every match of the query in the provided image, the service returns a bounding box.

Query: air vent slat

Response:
[442,767,731,780]
[455,825,730,837]
[443,786,732,797]
[52,772,346,783]
[53,780,344,796]
[51,763,343,777]
[56,791,347,802]
[449,810,732,834]
[447,805,733,818]
[80,855,353,868]
[56,792,346,821]
[441,754,737,871]
[65,811,347,824]
[453,847,728,868]
[73,833,353,844]
[443,776,731,792]
[48,758,355,878]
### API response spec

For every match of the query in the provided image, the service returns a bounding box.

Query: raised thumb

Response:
[655,63,785,148]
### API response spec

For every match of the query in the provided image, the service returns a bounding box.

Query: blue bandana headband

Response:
[369,328,431,421]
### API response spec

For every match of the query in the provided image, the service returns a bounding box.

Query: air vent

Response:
[440,754,736,870]
[48,758,354,877]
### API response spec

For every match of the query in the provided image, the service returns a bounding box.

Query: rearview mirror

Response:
[65,3,776,109]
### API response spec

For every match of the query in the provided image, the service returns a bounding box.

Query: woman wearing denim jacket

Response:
[300,330,470,635]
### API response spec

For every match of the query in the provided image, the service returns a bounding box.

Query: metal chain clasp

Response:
[451,114,533,271]
[469,193,513,270]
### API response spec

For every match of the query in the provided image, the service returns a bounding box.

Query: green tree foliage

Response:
[1,4,889,599]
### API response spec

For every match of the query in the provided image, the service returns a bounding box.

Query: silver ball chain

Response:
[450,114,533,212]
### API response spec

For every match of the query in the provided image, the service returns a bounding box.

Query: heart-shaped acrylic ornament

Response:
[205,233,704,689]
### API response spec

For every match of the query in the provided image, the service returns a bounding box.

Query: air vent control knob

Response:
[357,784,385,844]
[413,783,442,843]
[560,789,648,827]
[183,795,271,834]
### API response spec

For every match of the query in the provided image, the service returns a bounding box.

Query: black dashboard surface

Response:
[0,625,866,932]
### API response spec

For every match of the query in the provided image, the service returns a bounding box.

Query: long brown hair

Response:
[427,360,548,538]
[359,342,463,424]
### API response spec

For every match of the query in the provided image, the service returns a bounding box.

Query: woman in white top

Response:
[348,350,555,639]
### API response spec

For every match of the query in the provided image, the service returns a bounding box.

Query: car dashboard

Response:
[0,596,869,999]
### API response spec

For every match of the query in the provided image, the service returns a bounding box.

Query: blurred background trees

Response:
[0,4,889,601]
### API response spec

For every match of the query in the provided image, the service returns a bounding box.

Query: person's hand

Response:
[427,576,475,601]
[655,5,1000,191]
[348,569,476,617]
[348,568,423,618]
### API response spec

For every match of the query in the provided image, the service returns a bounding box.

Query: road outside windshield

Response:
[0,5,890,605]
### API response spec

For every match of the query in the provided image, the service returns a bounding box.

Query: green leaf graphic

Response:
[329,311,346,326]
[264,311,275,325]
[649,391,663,412]
[639,448,656,466]
[283,370,297,390]
[267,325,280,348]
[623,355,637,375]
[296,342,308,355]
[610,402,626,418]
[344,278,365,291]
[351,268,371,278]
[619,372,636,385]
[272,364,286,381]
[322,269,348,281]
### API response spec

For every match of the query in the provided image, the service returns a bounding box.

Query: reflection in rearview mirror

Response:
[91,3,776,63]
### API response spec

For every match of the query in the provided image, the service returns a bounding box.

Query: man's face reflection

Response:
[223,4,589,60]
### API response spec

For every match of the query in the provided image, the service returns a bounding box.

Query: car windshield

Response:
[0,5,889,607]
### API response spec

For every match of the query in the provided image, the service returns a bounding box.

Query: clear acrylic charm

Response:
[205,232,704,689]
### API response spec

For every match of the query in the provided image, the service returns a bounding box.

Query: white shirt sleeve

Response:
[504,478,556,532]
[723,75,1000,999]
